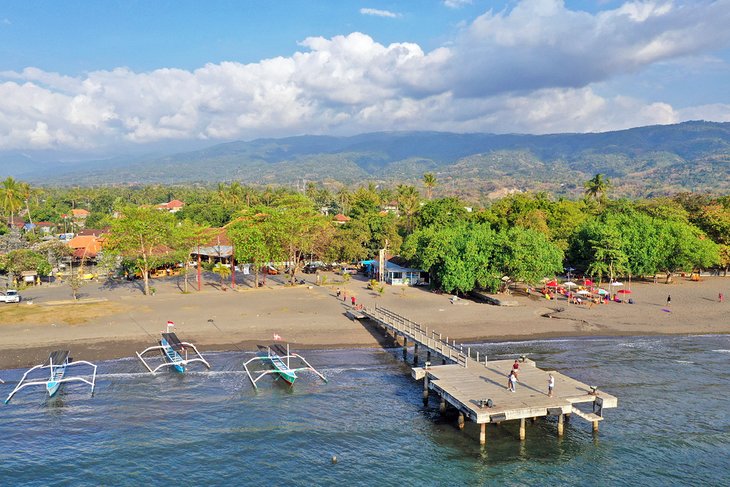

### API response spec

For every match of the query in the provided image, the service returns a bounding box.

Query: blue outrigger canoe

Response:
[136,322,211,375]
[4,350,97,404]
[243,343,327,390]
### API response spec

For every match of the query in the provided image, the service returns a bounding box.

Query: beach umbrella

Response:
[597,289,609,295]
[583,278,593,286]
[563,281,578,288]
[576,290,591,295]
[546,280,558,287]
[610,281,623,286]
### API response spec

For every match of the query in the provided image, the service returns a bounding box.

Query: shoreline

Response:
[1,273,727,370]
[1,329,727,371]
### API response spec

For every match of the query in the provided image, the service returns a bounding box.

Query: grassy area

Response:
[0,302,125,326]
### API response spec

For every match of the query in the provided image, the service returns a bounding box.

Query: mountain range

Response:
[3,120,730,199]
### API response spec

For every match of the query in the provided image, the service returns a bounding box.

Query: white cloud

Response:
[0,1,729,151]
[359,8,400,18]
[443,0,472,8]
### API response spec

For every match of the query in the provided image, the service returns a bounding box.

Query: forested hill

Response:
[13,120,730,198]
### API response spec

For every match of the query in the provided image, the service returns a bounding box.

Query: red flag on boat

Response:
[167,321,175,327]
[273,333,282,341]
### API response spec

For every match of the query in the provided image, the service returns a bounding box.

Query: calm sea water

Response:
[1,335,728,486]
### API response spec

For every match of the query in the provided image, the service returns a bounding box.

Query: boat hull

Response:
[46,367,66,397]
[161,339,185,373]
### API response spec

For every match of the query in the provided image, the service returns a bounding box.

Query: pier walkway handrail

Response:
[365,305,485,369]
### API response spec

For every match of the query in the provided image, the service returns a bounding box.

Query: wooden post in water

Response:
[458,412,465,430]
[519,418,526,441]
[557,414,565,437]
[593,420,599,433]
[423,376,429,404]
[440,395,446,413]
[402,336,408,361]
[413,342,419,366]
[480,423,486,445]
[426,350,431,362]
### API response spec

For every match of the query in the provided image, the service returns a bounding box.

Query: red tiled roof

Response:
[333,213,351,222]
[72,209,90,217]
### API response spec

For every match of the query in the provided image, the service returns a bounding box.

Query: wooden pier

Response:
[361,306,618,445]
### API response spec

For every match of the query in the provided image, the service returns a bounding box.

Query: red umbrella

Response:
[546,280,558,287]
[584,279,593,286]
[617,289,632,294]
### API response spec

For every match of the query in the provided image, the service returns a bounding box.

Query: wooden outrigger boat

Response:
[4,350,97,404]
[243,343,327,390]
[136,321,211,374]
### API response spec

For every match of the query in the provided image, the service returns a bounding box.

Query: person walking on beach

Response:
[336,288,341,298]
[548,374,555,397]
[667,295,671,306]
[720,292,724,303]
[351,295,356,307]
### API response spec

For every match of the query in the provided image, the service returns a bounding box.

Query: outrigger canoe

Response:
[5,350,97,404]
[243,343,327,390]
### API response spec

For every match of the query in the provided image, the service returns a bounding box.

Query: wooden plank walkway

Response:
[362,305,618,442]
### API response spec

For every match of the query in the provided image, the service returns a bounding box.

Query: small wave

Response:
[712,349,730,353]
[674,360,695,364]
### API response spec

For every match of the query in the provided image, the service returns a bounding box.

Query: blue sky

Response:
[1,0,729,152]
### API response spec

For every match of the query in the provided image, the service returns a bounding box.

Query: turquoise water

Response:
[1,335,729,486]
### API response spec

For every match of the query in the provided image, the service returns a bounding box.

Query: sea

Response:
[0,334,728,486]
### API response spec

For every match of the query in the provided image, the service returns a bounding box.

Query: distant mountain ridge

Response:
[6,120,730,198]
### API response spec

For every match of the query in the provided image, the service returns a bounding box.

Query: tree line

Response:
[1,174,728,296]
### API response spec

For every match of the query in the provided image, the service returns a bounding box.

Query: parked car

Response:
[338,265,358,275]
[262,265,279,275]
[302,263,321,274]
[0,290,21,303]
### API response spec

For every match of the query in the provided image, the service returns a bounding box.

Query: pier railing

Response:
[365,306,485,368]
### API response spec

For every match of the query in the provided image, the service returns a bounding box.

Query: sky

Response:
[1,0,729,153]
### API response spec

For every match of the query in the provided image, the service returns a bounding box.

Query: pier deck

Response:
[362,305,617,443]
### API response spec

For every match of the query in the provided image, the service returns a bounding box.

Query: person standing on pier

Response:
[548,374,555,397]
[667,295,671,306]
[512,359,520,379]
[507,370,517,392]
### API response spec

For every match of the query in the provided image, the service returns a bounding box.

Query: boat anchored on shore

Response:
[243,342,327,390]
[4,350,97,404]
[136,321,211,374]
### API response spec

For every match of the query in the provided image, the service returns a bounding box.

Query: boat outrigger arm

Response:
[4,351,97,404]
[243,343,327,390]
[136,323,211,374]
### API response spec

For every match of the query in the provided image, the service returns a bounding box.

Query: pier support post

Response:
[422,376,429,404]
[557,414,564,437]
[519,418,526,441]
[458,413,465,430]
[440,396,446,413]
[592,421,599,433]
[427,350,431,361]
[413,343,419,366]
[402,337,408,361]
[480,423,486,446]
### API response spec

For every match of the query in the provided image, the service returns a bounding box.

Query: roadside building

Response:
[156,199,185,213]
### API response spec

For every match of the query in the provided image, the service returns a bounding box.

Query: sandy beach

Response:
[0,272,728,369]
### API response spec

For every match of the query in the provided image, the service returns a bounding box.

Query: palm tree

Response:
[212,262,231,290]
[19,182,34,230]
[397,184,420,233]
[423,173,437,200]
[0,177,23,229]
[584,174,611,205]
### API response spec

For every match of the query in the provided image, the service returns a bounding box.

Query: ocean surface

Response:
[1,335,728,486]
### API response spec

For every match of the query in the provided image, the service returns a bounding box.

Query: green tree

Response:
[423,173,437,200]
[414,197,468,230]
[212,262,231,289]
[106,206,178,296]
[227,210,276,289]
[584,173,611,206]
[0,177,24,228]
[397,184,420,234]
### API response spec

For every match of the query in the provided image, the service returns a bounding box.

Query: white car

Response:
[0,290,21,303]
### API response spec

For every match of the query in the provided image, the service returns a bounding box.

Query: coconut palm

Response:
[212,262,231,289]
[423,173,437,200]
[0,177,23,228]
[584,174,611,205]
[397,184,420,233]
[19,181,34,230]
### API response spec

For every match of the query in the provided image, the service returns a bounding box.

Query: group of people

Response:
[506,359,554,397]
[336,288,362,309]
